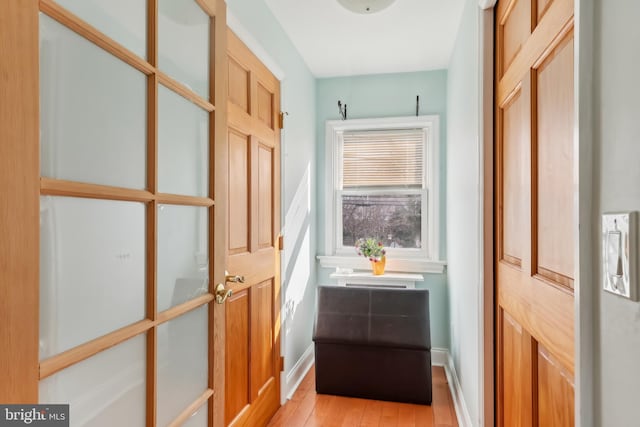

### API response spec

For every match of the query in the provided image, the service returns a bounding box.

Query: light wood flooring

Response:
[267,366,459,427]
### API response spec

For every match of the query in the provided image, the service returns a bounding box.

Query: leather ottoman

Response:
[312,285,432,405]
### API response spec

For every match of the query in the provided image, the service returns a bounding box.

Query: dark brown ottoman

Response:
[312,285,432,405]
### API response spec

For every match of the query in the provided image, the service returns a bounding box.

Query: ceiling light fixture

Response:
[337,0,397,14]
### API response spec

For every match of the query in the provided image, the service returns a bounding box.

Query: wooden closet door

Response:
[495,0,575,425]
[224,29,282,427]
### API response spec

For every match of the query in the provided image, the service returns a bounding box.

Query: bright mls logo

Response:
[0,405,68,426]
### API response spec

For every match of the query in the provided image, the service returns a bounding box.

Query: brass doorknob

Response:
[225,274,245,283]
[215,283,232,304]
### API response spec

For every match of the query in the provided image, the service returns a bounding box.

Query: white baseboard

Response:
[432,348,473,427]
[281,343,315,404]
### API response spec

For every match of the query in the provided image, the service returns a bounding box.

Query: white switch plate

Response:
[602,212,638,301]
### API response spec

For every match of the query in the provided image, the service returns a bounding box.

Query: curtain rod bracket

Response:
[338,100,348,120]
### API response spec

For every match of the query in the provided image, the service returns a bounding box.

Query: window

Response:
[321,116,443,273]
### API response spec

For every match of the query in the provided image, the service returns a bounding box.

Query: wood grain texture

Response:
[146,50,158,426]
[536,0,554,22]
[227,248,277,287]
[40,178,154,202]
[501,0,532,73]
[250,136,260,254]
[500,88,525,265]
[228,129,251,254]
[250,281,275,400]
[39,319,152,379]
[212,3,229,426]
[537,345,575,426]
[495,0,575,425]
[500,312,532,427]
[158,70,215,113]
[0,0,231,424]
[534,32,575,287]
[258,144,274,249]
[266,366,456,427]
[226,28,281,427]
[0,0,39,403]
[497,0,574,105]
[257,83,274,129]
[156,193,215,207]
[225,290,251,426]
[195,0,216,17]
[167,389,214,427]
[229,58,250,113]
[156,294,215,324]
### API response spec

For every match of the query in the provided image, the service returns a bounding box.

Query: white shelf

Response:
[329,271,424,289]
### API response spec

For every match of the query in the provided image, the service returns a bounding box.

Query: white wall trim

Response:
[322,115,442,263]
[575,0,595,425]
[282,343,315,404]
[226,9,286,80]
[478,0,497,10]
[432,348,472,427]
[317,255,446,274]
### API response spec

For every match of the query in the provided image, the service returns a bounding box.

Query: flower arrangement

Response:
[355,237,386,262]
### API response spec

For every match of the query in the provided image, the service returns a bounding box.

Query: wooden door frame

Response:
[213,1,229,424]
[0,0,40,403]
[479,2,496,427]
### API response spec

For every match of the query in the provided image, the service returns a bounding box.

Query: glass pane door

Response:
[38,1,218,425]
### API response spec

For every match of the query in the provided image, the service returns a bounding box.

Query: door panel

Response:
[495,0,575,425]
[258,145,274,248]
[500,311,532,427]
[225,290,250,426]
[500,88,526,266]
[228,130,251,254]
[226,29,281,427]
[535,34,575,287]
[257,84,274,129]
[229,58,250,113]
[500,0,531,75]
[537,345,575,426]
[251,280,275,399]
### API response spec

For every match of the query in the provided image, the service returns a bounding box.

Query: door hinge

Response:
[278,111,288,129]
[279,356,285,372]
[278,235,284,251]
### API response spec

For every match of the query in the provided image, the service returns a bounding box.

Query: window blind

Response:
[342,129,424,188]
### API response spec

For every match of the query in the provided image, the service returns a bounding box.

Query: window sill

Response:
[316,255,447,274]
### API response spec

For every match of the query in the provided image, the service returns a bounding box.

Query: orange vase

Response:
[371,256,386,275]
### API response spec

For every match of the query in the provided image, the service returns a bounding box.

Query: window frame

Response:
[321,115,445,273]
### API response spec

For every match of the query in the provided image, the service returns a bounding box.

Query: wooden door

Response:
[224,30,282,427]
[1,1,229,426]
[495,0,575,425]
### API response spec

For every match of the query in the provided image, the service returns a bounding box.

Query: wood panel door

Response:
[495,0,575,425]
[224,30,282,427]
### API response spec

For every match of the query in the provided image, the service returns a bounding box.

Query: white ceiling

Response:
[264,0,466,77]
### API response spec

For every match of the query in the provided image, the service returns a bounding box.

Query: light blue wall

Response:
[315,71,450,349]
[226,0,318,390]
[446,0,482,424]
